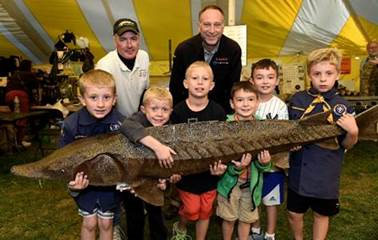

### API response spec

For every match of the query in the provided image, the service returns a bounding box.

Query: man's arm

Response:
[169,45,187,106]
[229,45,242,85]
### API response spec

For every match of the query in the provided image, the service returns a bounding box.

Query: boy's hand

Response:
[232,153,252,169]
[157,179,167,191]
[68,172,89,190]
[257,150,271,165]
[209,160,227,176]
[156,144,176,168]
[169,174,182,184]
[116,183,137,196]
[336,113,358,135]
[290,145,302,151]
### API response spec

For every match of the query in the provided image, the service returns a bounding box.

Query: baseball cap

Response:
[113,18,139,35]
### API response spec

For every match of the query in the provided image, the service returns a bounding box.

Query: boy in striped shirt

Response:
[249,59,289,240]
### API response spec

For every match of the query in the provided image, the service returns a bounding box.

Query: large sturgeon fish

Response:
[11,105,378,206]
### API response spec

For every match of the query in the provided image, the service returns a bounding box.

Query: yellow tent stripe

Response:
[133,0,192,61]
[242,0,302,58]
[24,0,106,61]
[0,34,26,58]
[330,16,366,55]
[357,16,378,42]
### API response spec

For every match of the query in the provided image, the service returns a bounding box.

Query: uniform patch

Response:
[139,69,147,78]
[333,104,347,116]
[109,123,121,131]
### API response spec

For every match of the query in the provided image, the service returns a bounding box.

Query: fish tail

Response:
[355,105,378,141]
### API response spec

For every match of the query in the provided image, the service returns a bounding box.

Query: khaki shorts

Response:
[216,182,259,223]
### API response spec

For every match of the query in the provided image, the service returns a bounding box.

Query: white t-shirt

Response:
[255,95,288,120]
[96,49,149,117]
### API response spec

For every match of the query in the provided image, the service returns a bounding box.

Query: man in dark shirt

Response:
[169,5,242,113]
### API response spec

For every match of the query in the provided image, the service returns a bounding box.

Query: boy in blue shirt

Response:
[287,48,358,240]
[60,69,124,240]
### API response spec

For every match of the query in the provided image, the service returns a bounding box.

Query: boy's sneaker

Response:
[171,221,191,240]
[251,232,264,240]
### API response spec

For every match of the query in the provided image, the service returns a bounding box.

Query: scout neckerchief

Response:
[301,87,340,149]
[300,87,336,123]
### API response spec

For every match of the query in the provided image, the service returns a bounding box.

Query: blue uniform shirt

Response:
[59,107,125,213]
[288,87,354,199]
[60,107,124,147]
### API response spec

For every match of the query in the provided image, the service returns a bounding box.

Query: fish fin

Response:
[355,105,378,141]
[315,138,340,150]
[299,111,331,126]
[271,152,289,170]
[74,153,126,186]
[132,178,164,206]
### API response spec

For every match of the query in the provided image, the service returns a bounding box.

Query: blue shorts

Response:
[74,186,119,219]
[262,171,285,206]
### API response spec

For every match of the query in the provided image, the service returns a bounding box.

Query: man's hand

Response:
[368,57,378,65]
[68,172,89,190]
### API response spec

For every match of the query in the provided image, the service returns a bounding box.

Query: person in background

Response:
[249,59,289,240]
[169,5,241,113]
[96,18,149,239]
[5,59,39,147]
[360,39,378,96]
[216,81,272,240]
[287,48,358,240]
[170,61,227,240]
[60,69,124,240]
[96,18,149,118]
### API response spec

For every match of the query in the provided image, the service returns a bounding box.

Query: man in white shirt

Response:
[96,18,152,240]
[96,18,149,117]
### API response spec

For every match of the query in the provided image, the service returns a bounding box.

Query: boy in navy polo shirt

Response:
[287,48,358,240]
[60,69,124,240]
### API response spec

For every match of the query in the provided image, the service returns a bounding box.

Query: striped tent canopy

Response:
[0,0,377,65]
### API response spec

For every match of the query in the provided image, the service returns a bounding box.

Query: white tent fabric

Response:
[0,0,377,64]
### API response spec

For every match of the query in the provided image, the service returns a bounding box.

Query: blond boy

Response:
[287,48,358,240]
[171,61,226,240]
[60,69,124,240]
[120,86,178,240]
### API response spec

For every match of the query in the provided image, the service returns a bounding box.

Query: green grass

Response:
[1,141,378,239]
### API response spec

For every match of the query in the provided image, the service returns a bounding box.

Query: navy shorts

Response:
[287,188,340,216]
[74,186,119,219]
